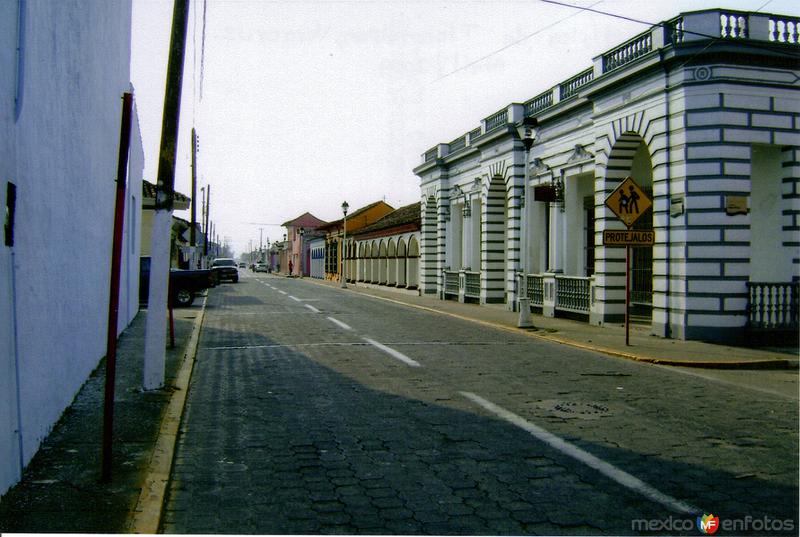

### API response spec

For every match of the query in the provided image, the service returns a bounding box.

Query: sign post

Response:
[603,176,653,346]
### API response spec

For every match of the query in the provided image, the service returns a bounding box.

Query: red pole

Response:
[102,92,133,482]
[168,303,175,348]
[625,245,631,347]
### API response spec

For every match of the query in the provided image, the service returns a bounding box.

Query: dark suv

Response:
[211,258,239,283]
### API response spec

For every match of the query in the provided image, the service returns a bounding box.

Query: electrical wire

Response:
[539,0,800,60]
[431,0,605,83]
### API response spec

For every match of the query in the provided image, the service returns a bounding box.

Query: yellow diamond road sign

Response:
[605,176,652,229]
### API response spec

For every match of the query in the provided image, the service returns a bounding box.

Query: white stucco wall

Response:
[0,0,23,496]
[0,0,138,496]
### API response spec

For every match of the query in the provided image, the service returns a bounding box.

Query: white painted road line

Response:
[289,295,301,302]
[327,317,352,331]
[305,304,321,313]
[363,338,421,368]
[459,392,699,515]
[278,290,287,295]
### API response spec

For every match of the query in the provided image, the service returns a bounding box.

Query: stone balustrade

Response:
[419,8,798,166]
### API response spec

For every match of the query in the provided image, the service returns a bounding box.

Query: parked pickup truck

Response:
[139,256,214,307]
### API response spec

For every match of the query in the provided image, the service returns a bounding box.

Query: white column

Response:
[462,209,471,270]
[549,203,564,273]
[143,208,171,390]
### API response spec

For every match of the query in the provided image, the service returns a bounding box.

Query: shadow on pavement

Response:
[0,307,199,533]
[164,322,799,535]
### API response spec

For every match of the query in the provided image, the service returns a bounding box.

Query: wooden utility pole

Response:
[190,128,197,261]
[143,0,190,390]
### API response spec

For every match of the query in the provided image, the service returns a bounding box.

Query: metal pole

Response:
[190,128,197,265]
[625,245,631,346]
[517,143,533,328]
[341,214,348,288]
[204,184,211,256]
[102,91,133,482]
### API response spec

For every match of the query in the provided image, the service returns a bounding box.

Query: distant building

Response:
[317,201,395,282]
[281,212,327,276]
[308,237,326,279]
[140,180,192,267]
[414,9,799,343]
[0,1,143,495]
[350,203,421,291]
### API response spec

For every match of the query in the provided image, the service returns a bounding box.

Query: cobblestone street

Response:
[161,274,798,534]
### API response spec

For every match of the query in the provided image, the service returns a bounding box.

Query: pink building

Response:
[281,212,327,276]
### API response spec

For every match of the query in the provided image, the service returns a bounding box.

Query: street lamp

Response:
[341,201,349,289]
[299,227,305,278]
[515,117,537,328]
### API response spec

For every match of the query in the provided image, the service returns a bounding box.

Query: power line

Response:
[539,0,799,60]
[431,0,605,84]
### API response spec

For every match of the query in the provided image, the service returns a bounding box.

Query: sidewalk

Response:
[0,302,204,533]
[309,278,799,370]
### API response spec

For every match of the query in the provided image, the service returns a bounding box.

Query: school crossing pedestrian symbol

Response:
[604,176,652,229]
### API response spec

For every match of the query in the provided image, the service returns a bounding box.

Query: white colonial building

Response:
[414,8,799,343]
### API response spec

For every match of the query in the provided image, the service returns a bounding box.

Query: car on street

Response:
[211,257,239,283]
[238,262,246,268]
[255,263,268,273]
[139,256,214,307]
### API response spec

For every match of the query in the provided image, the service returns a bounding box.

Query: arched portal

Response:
[407,236,420,289]
[378,240,388,284]
[397,239,408,287]
[357,243,366,282]
[387,239,397,286]
[482,174,508,303]
[603,132,654,323]
[369,241,378,283]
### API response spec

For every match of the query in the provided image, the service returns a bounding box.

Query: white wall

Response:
[0,0,23,496]
[0,0,137,496]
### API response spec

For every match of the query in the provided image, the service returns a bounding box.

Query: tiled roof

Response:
[317,200,394,230]
[281,212,328,228]
[352,202,420,237]
[142,180,190,209]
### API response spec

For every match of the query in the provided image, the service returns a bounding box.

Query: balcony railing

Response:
[420,8,799,167]
[449,134,467,153]
[720,12,748,39]
[602,29,653,73]
[747,281,799,331]
[525,273,591,316]
[770,15,800,43]
[526,274,544,307]
[559,68,594,100]
[444,270,459,297]
[523,90,553,117]
[484,109,508,132]
[556,275,591,314]
[465,271,481,299]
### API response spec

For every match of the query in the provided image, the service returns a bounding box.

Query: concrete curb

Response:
[311,279,796,371]
[127,297,206,534]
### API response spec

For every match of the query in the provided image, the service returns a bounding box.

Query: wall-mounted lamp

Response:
[515,116,538,151]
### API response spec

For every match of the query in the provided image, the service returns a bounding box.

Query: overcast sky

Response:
[131,0,798,255]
